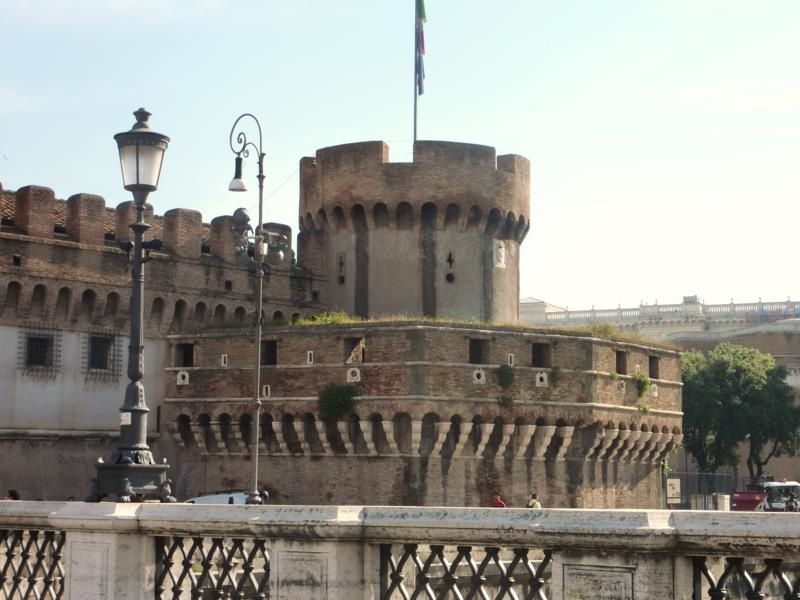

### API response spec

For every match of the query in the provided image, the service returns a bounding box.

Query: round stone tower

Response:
[297,140,530,322]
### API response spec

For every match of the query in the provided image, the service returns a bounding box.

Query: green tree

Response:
[682,343,800,477]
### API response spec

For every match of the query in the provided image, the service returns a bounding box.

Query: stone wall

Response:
[160,323,682,508]
[297,141,530,322]
[3,502,799,600]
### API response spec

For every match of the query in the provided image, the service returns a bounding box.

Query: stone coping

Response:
[1,503,798,555]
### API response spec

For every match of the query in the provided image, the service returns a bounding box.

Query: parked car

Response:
[185,490,270,505]
[186,491,250,505]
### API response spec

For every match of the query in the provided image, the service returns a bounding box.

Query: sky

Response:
[2,0,799,311]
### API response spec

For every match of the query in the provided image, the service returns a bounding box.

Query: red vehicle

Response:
[731,480,800,512]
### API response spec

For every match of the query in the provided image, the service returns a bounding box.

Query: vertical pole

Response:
[116,189,153,467]
[248,152,266,504]
[413,0,418,147]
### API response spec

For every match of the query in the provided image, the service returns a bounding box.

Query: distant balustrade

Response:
[535,298,800,326]
[3,502,800,599]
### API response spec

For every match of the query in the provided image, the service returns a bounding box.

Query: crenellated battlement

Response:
[0,183,294,264]
[299,141,530,240]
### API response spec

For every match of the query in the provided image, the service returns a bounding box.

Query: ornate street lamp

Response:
[228,113,285,505]
[93,108,172,502]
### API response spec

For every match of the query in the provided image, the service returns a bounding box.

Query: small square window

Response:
[649,355,660,379]
[615,351,628,375]
[89,335,113,370]
[469,339,488,364]
[224,280,233,291]
[261,340,278,365]
[13,255,22,267]
[26,336,52,367]
[176,343,195,367]
[531,343,551,368]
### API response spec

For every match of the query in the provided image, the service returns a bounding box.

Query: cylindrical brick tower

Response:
[297,140,530,322]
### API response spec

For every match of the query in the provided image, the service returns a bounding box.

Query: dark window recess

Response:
[224,280,233,291]
[176,343,195,367]
[201,241,211,254]
[26,336,52,367]
[344,337,365,363]
[12,255,21,267]
[531,343,551,368]
[89,335,113,370]
[649,355,660,379]
[615,351,628,375]
[311,290,320,302]
[54,224,67,234]
[261,340,278,365]
[104,232,115,241]
[469,339,488,364]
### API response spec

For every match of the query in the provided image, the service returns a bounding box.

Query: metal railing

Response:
[5,503,800,599]
[0,529,65,599]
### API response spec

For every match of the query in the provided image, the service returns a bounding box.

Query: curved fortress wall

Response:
[298,141,530,322]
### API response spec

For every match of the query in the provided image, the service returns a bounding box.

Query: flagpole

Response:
[413,0,418,147]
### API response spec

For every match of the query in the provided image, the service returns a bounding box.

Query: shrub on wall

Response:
[498,395,513,408]
[497,364,515,389]
[631,372,651,398]
[550,366,562,388]
[318,383,359,420]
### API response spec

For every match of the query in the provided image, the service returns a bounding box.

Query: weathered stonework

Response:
[0,140,682,506]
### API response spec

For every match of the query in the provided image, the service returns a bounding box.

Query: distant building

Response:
[521,296,800,483]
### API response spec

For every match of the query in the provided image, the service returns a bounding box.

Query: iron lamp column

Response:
[229,113,269,505]
[94,108,171,501]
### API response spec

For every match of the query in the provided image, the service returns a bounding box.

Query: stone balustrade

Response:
[525,298,800,326]
[2,502,800,599]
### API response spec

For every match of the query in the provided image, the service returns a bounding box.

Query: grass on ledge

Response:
[280,313,674,349]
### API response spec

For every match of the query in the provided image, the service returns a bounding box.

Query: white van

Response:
[185,490,270,505]
[186,492,249,505]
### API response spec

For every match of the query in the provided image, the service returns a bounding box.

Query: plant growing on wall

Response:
[498,396,513,408]
[496,365,515,408]
[318,383,359,420]
[497,364,515,389]
[610,371,619,381]
[631,372,651,398]
[549,366,562,388]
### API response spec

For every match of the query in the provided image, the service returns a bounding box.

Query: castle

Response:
[0,140,682,507]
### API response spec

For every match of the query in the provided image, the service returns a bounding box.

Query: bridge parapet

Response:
[2,502,799,599]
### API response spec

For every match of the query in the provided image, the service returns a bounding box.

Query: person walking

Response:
[786,493,798,512]
[3,490,20,500]
[490,493,506,508]
[526,493,542,508]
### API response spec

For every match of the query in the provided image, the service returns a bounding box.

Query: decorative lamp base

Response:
[94,463,170,502]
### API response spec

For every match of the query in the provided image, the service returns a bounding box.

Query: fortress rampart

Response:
[161,322,682,507]
[297,141,531,322]
[0,183,323,334]
[298,141,530,234]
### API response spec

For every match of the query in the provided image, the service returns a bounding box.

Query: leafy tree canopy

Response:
[682,342,800,476]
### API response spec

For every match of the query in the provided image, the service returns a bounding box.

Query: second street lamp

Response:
[228,113,285,505]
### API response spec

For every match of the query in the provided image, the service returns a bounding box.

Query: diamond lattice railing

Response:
[380,543,551,600]
[154,536,270,600]
[694,556,800,599]
[0,529,65,600]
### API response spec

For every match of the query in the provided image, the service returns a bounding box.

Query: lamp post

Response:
[228,113,285,505]
[94,108,171,501]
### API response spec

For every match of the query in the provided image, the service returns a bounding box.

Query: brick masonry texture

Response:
[0,141,681,506]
